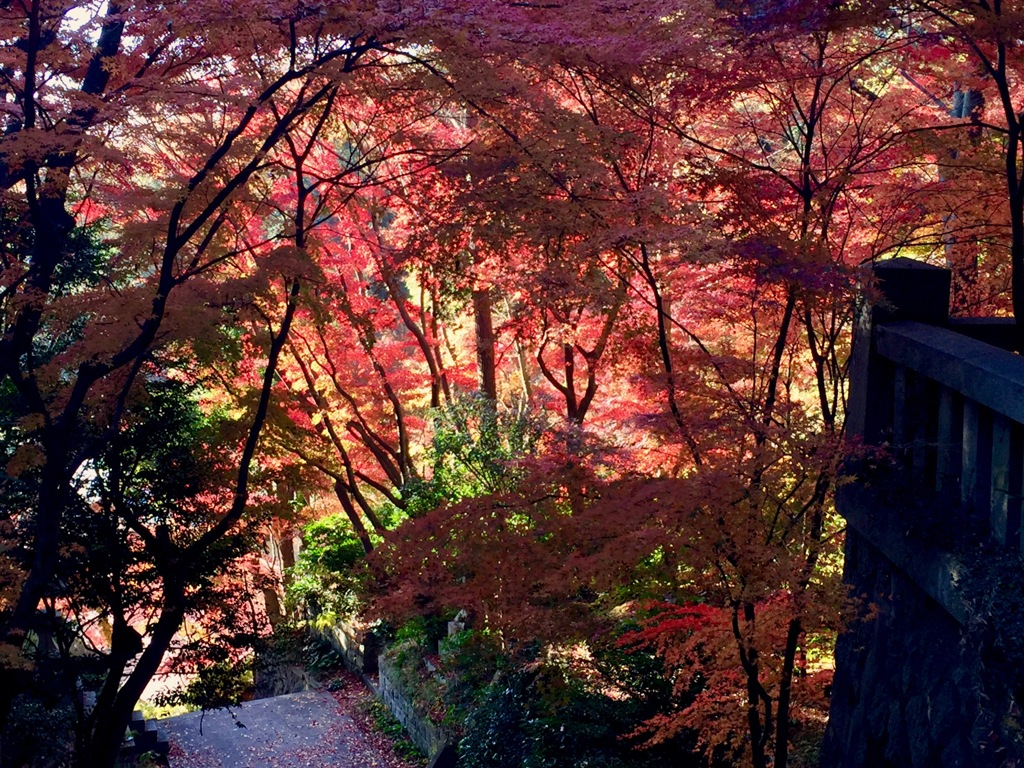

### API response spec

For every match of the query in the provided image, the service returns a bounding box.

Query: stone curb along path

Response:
[162,689,383,768]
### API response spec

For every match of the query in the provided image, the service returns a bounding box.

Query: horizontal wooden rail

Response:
[870,320,1024,554]
[876,322,1024,423]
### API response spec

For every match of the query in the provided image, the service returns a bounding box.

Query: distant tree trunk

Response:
[943,86,984,313]
[503,296,533,405]
[944,20,1024,333]
[264,587,285,627]
[473,285,498,401]
[430,286,453,405]
[264,523,296,626]
[280,526,297,572]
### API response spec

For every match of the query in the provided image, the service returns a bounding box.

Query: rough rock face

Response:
[820,530,1014,768]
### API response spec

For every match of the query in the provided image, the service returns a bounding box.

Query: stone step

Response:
[129,710,146,735]
[126,711,170,757]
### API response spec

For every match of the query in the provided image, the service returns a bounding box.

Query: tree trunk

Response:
[942,87,984,313]
[472,286,497,401]
[773,617,802,768]
[82,598,186,768]
[335,480,373,554]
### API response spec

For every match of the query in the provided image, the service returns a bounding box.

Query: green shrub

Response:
[302,633,345,673]
[286,514,367,620]
[401,395,545,518]
[155,658,252,714]
[457,660,697,768]
[438,629,505,717]
[136,700,194,720]
[4,695,75,768]
[378,616,699,768]
[434,623,696,768]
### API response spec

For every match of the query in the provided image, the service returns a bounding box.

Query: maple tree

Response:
[2,0,1022,766]
[257,4,1024,764]
[0,0,437,763]
[365,3,981,768]
[894,0,1024,320]
[0,1,666,762]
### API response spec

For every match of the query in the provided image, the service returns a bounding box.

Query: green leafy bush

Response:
[438,629,506,716]
[286,514,367,622]
[156,658,252,714]
[401,395,545,518]
[3,696,76,768]
[302,633,345,673]
[436,626,695,768]
[456,660,695,768]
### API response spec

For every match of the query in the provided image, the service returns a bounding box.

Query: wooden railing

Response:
[849,258,1024,557]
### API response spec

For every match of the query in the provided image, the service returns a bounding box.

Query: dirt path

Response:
[164,672,421,768]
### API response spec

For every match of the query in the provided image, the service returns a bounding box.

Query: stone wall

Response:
[821,523,1024,768]
[316,619,381,674]
[821,530,980,768]
[377,653,451,758]
[319,620,451,760]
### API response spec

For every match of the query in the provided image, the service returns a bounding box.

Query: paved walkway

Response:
[163,687,408,768]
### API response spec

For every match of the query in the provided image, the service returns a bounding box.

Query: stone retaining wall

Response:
[323,620,452,762]
[377,653,450,758]
[316,620,381,674]
[820,530,981,768]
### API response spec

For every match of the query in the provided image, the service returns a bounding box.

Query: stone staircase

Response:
[127,710,170,759]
